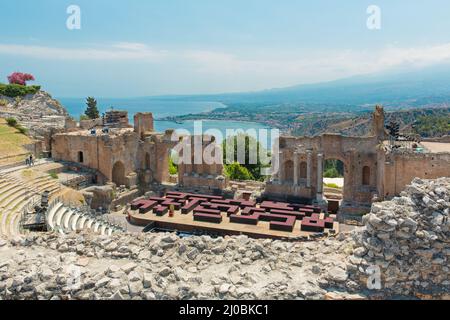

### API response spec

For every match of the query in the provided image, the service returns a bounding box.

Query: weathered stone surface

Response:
[0,179,448,300]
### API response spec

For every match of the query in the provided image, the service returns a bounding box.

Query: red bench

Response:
[194,207,222,215]
[162,200,182,210]
[131,200,149,211]
[241,207,266,216]
[130,200,158,214]
[229,214,259,225]
[268,215,296,232]
[181,198,205,214]
[260,201,293,212]
[270,209,306,220]
[193,213,222,224]
[201,202,239,216]
[324,217,335,229]
[301,217,326,232]
[153,205,169,216]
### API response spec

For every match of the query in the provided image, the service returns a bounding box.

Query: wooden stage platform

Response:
[128,208,339,240]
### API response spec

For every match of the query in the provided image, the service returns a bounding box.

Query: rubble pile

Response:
[348,178,450,298]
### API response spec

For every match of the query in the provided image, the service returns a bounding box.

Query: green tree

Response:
[223,162,253,181]
[324,159,344,178]
[85,97,100,119]
[222,134,270,181]
[168,155,178,175]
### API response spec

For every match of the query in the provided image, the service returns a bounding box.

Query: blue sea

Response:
[58,97,275,147]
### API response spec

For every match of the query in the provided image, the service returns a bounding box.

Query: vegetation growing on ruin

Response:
[324,159,344,178]
[49,171,59,179]
[0,83,41,98]
[222,134,270,181]
[169,156,178,175]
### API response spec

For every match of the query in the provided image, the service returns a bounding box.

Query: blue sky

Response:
[1,0,450,97]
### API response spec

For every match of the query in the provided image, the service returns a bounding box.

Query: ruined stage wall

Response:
[383,152,450,198]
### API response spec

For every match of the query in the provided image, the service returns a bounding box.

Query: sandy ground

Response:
[323,178,344,188]
[421,142,450,153]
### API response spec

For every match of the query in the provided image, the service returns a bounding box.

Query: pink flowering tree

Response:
[7,72,35,86]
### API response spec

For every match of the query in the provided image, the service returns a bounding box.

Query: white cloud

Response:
[1,41,450,90]
[0,43,166,61]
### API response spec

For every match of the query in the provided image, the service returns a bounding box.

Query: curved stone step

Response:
[70,213,81,231]
[63,209,74,230]
[0,211,10,236]
[0,185,26,205]
[93,222,101,233]
[77,216,87,230]
[107,228,113,236]
[100,225,107,236]
[4,191,29,212]
[55,207,69,228]
[86,219,95,230]
[47,202,64,230]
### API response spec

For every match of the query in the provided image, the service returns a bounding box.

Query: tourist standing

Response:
[29,154,34,166]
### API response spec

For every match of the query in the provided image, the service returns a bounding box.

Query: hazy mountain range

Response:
[148,64,450,109]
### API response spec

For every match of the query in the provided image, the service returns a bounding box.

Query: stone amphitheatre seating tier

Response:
[47,202,121,235]
[0,174,62,238]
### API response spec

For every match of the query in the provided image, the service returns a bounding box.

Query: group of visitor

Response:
[25,154,35,167]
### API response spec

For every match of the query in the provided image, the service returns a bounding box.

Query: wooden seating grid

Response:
[130,192,335,234]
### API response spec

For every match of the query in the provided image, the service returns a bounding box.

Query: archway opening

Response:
[167,149,179,184]
[112,161,126,187]
[78,151,84,163]
[323,159,345,214]
[144,152,151,170]
[362,166,371,186]
[284,160,294,183]
[299,161,307,179]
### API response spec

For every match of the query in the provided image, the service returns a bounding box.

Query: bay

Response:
[58,97,274,147]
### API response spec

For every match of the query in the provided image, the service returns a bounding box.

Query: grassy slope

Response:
[0,118,32,165]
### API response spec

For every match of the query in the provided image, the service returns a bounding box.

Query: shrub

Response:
[222,134,270,181]
[224,162,254,181]
[6,117,17,127]
[79,114,90,121]
[7,72,35,85]
[169,156,178,175]
[324,167,340,178]
[0,99,7,107]
[17,126,28,135]
[49,171,58,179]
[0,83,40,98]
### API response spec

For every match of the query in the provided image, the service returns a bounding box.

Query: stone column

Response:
[306,151,312,188]
[293,152,299,186]
[316,153,324,201]
[278,151,284,184]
